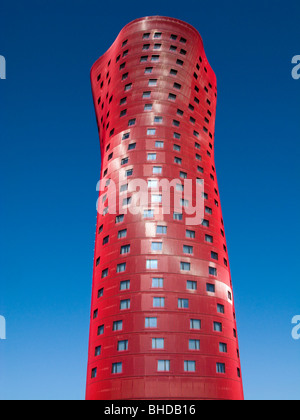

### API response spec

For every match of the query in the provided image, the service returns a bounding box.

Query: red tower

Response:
[86,16,244,400]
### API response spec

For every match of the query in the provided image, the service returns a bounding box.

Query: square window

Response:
[152,277,164,288]
[118,340,128,351]
[113,320,123,331]
[184,361,196,372]
[147,260,158,269]
[189,340,200,350]
[187,280,197,290]
[112,362,122,374]
[178,298,189,309]
[153,297,165,308]
[190,319,201,330]
[118,229,127,239]
[152,338,164,349]
[145,317,157,328]
[158,360,170,372]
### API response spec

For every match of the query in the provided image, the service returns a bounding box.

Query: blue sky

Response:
[0,0,299,400]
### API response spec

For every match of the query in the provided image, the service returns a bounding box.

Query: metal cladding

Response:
[86,16,244,400]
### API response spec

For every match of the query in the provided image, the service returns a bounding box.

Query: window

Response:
[170,69,178,76]
[173,120,180,127]
[122,72,128,81]
[98,325,104,335]
[128,143,136,151]
[91,368,97,379]
[143,33,150,39]
[112,363,122,374]
[95,346,101,357]
[187,281,197,290]
[154,32,162,39]
[180,171,187,179]
[152,338,164,349]
[125,83,132,91]
[205,234,213,243]
[205,206,212,215]
[186,230,195,239]
[178,298,189,309]
[157,225,167,234]
[126,169,133,177]
[180,37,187,44]
[93,309,98,319]
[149,79,158,87]
[217,363,226,374]
[153,166,162,175]
[144,103,153,111]
[154,116,163,123]
[211,251,219,260]
[183,245,193,254]
[143,44,150,50]
[113,320,123,331]
[189,340,200,350]
[207,283,215,293]
[173,212,183,221]
[168,93,177,101]
[120,280,130,291]
[202,219,209,228]
[120,97,127,105]
[147,129,156,136]
[120,299,130,310]
[101,268,108,279]
[120,244,130,254]
[152,278,164,288]
[122,132,130,140]
[118,229,127,239]
[148,153,157,161]
[140,55,148,62]
[180,262,191,271]
[190,319,201,330]
[145,317,158,328]
[152,242,162,251]
[214,322,222,332]
[151,55,160,62]
[148,180,158,188]
[96,257,100,267]
[217,304,225,314]
[170,45,177,52]
[147,260,158,269]
[118,340,128,351]
[153,297,165,308]
[184,361,196,372]
[209,267,217,277]
[128,118,136,127]
[98,224,103,234]
[219,343,228,353]
[170,34,178,40]
[145,67,153,74]
[158,360,170,372]
[174,82,181,90]
[98,288,104,298]
[121,157,129,165]
[155,141,164,148]
[237,368,241,378]
[174,157,182,165]
[176,59,184,66]
[152,194,162,203]
[123,197,131,206]
[117,263,126,273]
[154,44,161,50]
[144,209,154,218]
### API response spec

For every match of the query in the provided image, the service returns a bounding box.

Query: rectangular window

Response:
[147,129,156,136]
[209,267,217,276]
[128,143,136,151]
[120,280,130,291]
[187,280,197,290]
[121,157,129,165]
[153,166,162,175]
[180,171,187,179]
[174,157,182,165]
[155,141,164,148]
[219,343,228,353]
[151,194,162,203]
[95,346,101,357]
[152,242,162,251]
[118,340,128,351]
[147,260,158,269]
[205,234,213,243]
[148,180,158,188]
[144,209,154,218]
[178,298,189,309]
[207,283,215,293]
[173,212,183,221]
[148,153,157,161]
[101,268,108,278]
[112,362,122,374]
[152,338,164,349]
[217,363,226,374]
[98,288,104,298]
[190,319,201,330]
[184,361,196,372]
[120,299,130,310]
[145,317,158,328]
[128,119,136,127]
[144,103,153,111]
[158,360,170,372]
[157,225,167,234]
[217,304,225,314]
[91,368,97,379]
[125,169,133,177]
[143,91,151,99]
[154,116,163,123]
[117,263,126,273]
[151,55,160,62]
[118,229,127,239]
[120,244,130,254]
[180,262,191,271]
[149,79,158,87]
[214,322,223,332]
[113,320,123,331]
[211,251,219,260]
[152,278,164,288]
[183,245,193,254]
[189,340,200,350]
[186,230,195,239]
[153,297,165,308]
[98,325,104,335]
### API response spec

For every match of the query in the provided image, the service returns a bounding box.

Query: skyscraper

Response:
[86,16,244,400]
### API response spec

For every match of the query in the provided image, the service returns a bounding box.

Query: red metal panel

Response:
[86,16,244,400]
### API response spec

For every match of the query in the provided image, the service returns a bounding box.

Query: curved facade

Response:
[86,16,244,400]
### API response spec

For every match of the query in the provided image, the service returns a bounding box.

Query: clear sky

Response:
[0,0,299,400]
